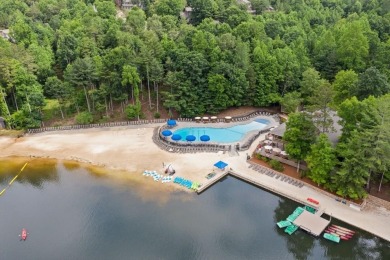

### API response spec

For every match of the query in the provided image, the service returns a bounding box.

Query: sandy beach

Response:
[1,123,390,242]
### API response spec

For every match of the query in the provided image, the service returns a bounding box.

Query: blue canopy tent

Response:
[167,119,177,127]
[162,129,173,137]
[171,134,181,141]
[214,161,228,170]
[186,135,196,142]
[200,135,210,142]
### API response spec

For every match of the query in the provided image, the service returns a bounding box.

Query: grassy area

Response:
[0,129,24,137]
[42,99,60,121]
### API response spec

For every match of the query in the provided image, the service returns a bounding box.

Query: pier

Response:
[196,171,229,193]
[197,169,331,237]
[293,210,330,236]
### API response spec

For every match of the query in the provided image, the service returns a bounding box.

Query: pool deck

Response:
[166,115,280,147]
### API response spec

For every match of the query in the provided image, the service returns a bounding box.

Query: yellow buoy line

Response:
[0,162,28,196]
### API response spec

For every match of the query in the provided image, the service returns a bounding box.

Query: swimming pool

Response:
[172,119,270,143]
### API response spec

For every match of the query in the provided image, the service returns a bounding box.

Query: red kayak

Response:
[331,225,355,234]
[20,229,27,240]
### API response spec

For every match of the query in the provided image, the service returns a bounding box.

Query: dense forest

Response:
[0,0,390,199]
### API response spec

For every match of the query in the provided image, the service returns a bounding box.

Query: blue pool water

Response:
[172,119,270,143]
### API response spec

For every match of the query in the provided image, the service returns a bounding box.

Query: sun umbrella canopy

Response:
[162,130,173,137]
[200,135,210,142]
[214,160,228,170]
[167,119,176,126]
[171,134,181,141]
[186,135,196,142]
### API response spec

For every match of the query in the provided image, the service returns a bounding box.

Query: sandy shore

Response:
[1,124,390,242]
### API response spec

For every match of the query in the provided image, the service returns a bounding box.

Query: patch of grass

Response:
[42,99,60,121]
[0,129,24,137]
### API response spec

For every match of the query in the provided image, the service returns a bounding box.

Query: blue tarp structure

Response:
[186,135,196,142]
[200,135,210,142]
[171,134,181,141]
[162,130,173,136]
[214,160,228,170]
[167,119,176,126]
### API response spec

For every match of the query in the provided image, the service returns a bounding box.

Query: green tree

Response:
[306,133,336,186]
[284,112,317,172]
[354,66,390,100]
[121,65,141,105]
[308,81,335,133]
[300,68,326,104]
[332,69,359,107]
[336,20,369,72]
[151,0,186,16]
[280,91,302,114]
[332,130,370,199]
[44,76,70,119]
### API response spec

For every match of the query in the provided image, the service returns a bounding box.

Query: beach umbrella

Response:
[214,160,228,170]
[162,130,173,137]
[200,135,210,142]
[171,134,181,141]
[186,135,196,142]
[167,119,176,126]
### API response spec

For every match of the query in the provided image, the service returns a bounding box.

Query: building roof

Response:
[270,123,286,138]
[269,110,343,146]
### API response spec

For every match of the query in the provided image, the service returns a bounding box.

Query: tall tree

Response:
[354,66,390,100]
[283,112,317,172]
[308,81,335,133]
[306,133,336,186]
[332,69,359,107]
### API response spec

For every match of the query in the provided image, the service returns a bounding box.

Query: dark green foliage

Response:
[306,134,336,186]
[355,67,390,100]
[154,112,160,118]
[284,113,317,162]
[269,159,284,172]
[75,111,93,124]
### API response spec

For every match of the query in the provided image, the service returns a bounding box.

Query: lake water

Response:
[0,159,389,259]
[172,119,270,143]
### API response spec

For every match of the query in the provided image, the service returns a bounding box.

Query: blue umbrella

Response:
[171,134,181,141]
[162,130,173,137]
[200,135,210,142]
[186,135,196,142]
[214,160,228,170]
[167,119,176,126]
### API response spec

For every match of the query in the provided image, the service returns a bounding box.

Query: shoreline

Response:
[1,124,390,242]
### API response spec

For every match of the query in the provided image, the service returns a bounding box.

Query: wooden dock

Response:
[293,210,330,236]
[196,171,229,194]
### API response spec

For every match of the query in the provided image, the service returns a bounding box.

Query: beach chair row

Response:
[142,170,173,183]
[249,163,304,188]
[231,111,273,122]
[173,177,200,190]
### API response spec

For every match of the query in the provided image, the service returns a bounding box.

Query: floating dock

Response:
[293,210,330,236]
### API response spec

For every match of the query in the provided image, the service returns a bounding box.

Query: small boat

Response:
[325,230,351,240]
[323,233,340,243]
[331,225,355,234]
[327,227,354,236]
[284,224,298,235]
[20,228,28,241]
[307,198,319,205]
[277,220,292,228]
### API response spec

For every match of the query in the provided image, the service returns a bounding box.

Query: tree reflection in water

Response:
[0,158,59,188]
